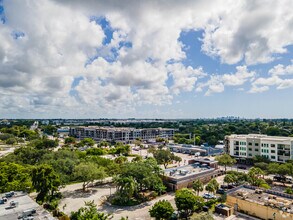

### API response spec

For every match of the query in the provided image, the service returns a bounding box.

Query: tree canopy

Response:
[149,200,174,220]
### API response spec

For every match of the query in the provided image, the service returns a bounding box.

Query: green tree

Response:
[0,162,32,193]
[192,179,204,196]
[5,137,17,145]
[73,162,106,192]
[64,136,76,144]
[71,201,110,220]
[115,176,137,203]
[215,154,236,172]
[248,167,265,186]
[149,200,174,220]
[224,174,236,186]
[80,138,95,147]
[205,178,219,195]
[175,188,196,217]
[31,164,61,203]
[153,149,181,169]
[114,156,128,164]
[32,138,58,149]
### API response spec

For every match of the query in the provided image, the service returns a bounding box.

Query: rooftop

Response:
[72,126,174,131]
[164,163,215,180]
[227,134,293,141]
[228,186,293,214]
[0,192,55,220]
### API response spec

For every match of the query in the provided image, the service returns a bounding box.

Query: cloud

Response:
[249,62,293,93]
[168,63,207,95]
[0,0,292,117]
[268,61,293,76]
[201,0,293,65]
[197,65,255,95]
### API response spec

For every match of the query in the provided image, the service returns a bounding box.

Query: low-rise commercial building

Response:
[69,126,175,142]
[162,159,221,191]
[225,134,293,163]
[168,144,207,156]
[226,185,293,220]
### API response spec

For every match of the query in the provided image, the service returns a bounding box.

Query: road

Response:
[58,179,116,215]
[0,146,15,157]
[58,174,226,220]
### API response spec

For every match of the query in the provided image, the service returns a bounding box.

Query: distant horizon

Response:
[1,117,293,120]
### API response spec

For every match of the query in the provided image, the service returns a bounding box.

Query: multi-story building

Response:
[69,126,175,142]
[225,134,293,163]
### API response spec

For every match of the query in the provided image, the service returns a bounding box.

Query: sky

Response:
[0,0,293,119]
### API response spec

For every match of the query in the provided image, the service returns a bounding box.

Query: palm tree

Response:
[205,182,215,195]
[115,176,137,203]
[193,179,204,196]
[248,167,264,186]
[205,178,219,195]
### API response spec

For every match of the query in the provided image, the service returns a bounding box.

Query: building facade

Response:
[69,126,175,142]
[225,134,293,163]
[226,185,293,220]
[163,159,222,191]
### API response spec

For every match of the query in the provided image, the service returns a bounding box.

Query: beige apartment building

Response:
[225,134,293,163]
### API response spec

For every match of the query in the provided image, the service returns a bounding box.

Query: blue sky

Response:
[0,0,292,118]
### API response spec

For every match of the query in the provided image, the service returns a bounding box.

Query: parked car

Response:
[237,166,246,170]
[0,198,7,205]
[217,188,226,194]
[18,209,36,219]
[227,185,235,189]
[220,184,229,189]
[202,193,216,199]
[273,175,286,182]
[10,201,19,208]
[5,191,15,198]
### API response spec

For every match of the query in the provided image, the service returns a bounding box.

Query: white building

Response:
[225,134,293,163]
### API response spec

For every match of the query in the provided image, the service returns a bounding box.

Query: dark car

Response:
[227,185,235,189]
[217,188,226,194]
[5,192,15,198]
[220,184,229,189]
[273,175,286,182]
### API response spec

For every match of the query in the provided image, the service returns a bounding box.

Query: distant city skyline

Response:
[0,0,292,118]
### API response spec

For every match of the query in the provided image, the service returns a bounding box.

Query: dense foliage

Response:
[149,200,174,220]
[112,158,166,205]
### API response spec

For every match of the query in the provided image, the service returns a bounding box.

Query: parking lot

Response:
[0,192,54,220]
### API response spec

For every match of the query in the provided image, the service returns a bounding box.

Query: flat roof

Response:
[0,192,55,220]
[164,164,215,180]
[72,126,174,131]
[228,186,293,214]
[227,134,293,141]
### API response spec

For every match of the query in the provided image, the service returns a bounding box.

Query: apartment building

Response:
[69,126,175,142]
[225,134,293,163]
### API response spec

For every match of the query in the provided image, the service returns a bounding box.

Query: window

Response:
[255,149,259,152]
[271,150,275,153]
[249,153,252,156]
[248,142,252,146]
[249,148,252,151]
[271,144,275,148]
[255,143,259,146]
[271,156,275,159]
